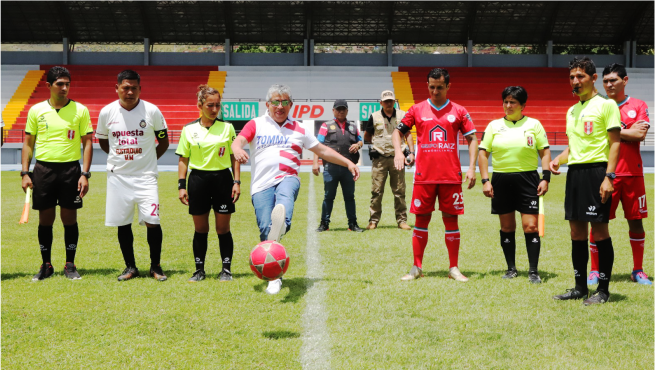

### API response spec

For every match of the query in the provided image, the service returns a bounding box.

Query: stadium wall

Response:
[2,51,653,68]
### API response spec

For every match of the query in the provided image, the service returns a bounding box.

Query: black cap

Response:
[333,99,348,109]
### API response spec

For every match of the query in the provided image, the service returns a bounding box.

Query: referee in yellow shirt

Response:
[21,66,94,281]
[177,85,240,282]
[479,86,551,284]
[551,57,622,305]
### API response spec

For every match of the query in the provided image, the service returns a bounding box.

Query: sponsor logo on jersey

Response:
[107,121,119,126]
[219,147,226,157]
[67,130,75,140]
[628,110,637,119]
[429,124,447,142]
[139,119,147,128]
[447,114,456,123]
[112,130,144,138]
[584,121,593,135]
[527,136,534,147]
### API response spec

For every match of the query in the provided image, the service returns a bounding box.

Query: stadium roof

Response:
[1,1,653,46]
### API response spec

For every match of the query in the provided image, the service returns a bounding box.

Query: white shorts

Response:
[106,173,160,226]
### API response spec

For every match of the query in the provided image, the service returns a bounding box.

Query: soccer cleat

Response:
[366,221,377,230]
[448,266,469,282]
[631,270,652,285]
[587,271,600,285]
[268,204,286,242]
[583,290,610,305]
[218,268,233,282]
[528,271,542,284]
[502,268,518,279]
[32,262,54,282]
[398,222,412,230]
[553,288,588,300]
[188,269,206,282]
[348,223,364,232]
[315,221,329,232]
[117,266,140,282]
[149,265,168,281]
[265,278,282,295]
[64,262,82,280]
[401,265,423,281]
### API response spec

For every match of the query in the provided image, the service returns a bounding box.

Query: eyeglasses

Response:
[269,100,291,107]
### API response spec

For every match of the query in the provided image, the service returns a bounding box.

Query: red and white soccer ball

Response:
[249,240,290,281]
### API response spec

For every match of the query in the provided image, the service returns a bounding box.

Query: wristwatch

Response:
[233,180,241,185]
[20,171,31,177]
[605,172,616,180]
[81,171,91,179]
[481,178,490,184]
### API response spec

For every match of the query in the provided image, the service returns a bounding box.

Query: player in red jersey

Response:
[393,67,478,282]
[587,63,652,286]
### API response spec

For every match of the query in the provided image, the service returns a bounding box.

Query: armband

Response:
[396,123,410,135]
[542,172,551,183]
[155,129,169,139]
[178,179,186,190]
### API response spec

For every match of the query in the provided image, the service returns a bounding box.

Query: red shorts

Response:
[410,183,464,215]
[610,176,648,220]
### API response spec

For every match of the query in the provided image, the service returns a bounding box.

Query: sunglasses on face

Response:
[269,100,291,107]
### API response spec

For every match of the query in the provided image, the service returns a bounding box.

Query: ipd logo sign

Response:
[292,104,324,119]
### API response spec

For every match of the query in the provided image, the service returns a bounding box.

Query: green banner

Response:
[221,102,259,120]
[359,102,380,121]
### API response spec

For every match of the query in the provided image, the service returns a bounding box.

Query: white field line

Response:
[300,174,332,369]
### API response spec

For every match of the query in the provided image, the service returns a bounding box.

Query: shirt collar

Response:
[428,99,450,111]
[618,96,630,107]
[266,111,293,128]
[380,108,396,120]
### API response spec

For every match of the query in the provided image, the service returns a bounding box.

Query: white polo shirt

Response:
[238,113,319,195]
[96,99,168,176]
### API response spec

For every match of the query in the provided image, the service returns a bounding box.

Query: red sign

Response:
[291,104,325,119]
[584,121,593,135]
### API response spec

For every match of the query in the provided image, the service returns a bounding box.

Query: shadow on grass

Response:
[262,330,301,340]
[423,269,559,282]
[1,268,192,281]
[610,293,629,303]
[253,277,320,303]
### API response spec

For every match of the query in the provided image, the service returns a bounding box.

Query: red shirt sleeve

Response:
[458,107,476,135]
[317,123,328,136]
[638,101,650,123]
[238,120,257,143]
[400,105,416,130]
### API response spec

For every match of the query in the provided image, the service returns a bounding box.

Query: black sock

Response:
[117,224,136,268]
[64,223,79,263]
[500,230,516,270]
[595,237,615,294]
[147,225,163,267]
[218,231,233,271]
[193,232,208,271]
[38,225,53,264]
[572,240,589,292]
[524,232,540,272]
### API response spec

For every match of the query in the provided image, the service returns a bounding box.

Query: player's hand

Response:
[21,173,33,192]
[179,189,189,206]
[312,163,320,176]
[483,181,494,198]
[233,148,250,164]
[405,153,415,168]
[78,175,89,198]
[635,120,650,130]
[394,153,405,171]
[464,168,476,189]
[600,177,614,204]
[537,180,549,196]
[232,184,241,203]
[549,159,561,175]
[348,163,360,181]
[349,143,360,154]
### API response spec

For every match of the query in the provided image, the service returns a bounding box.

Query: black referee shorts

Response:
[565,163,611,223]
[187,169,236,216]
[32,160,83,210]
[491,171,540,215]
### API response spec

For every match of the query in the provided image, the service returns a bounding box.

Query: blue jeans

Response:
[321,163,357,225]
[252,176,301,242]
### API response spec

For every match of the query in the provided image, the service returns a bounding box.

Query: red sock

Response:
[589,231,599,272]
[412,214,432,268]
[443,216,460,268]
[629,231,646,271]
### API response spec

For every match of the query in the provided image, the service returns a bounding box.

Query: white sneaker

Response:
[267,204,286,242]
[401,265,423,281]
[448,266,469,282]
[265,278,282,295]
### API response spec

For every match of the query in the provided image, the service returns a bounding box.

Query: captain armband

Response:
[155,129,169,139]
[396,123,410,135]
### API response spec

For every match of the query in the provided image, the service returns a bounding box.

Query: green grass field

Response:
[2,171,653,369]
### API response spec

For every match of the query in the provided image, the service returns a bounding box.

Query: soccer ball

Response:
[249,240,290,281]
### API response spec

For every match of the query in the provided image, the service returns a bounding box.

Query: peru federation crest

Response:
[526,136,534,147]
[584,121,593,135]
[219,147,226,157]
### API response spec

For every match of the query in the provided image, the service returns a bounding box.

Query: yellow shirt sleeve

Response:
[176,127,191,157]
[479,121,494,152]
[603,100,622,131]
[25,107,37,135]
[80,107,94,135]
[535,120,549,150]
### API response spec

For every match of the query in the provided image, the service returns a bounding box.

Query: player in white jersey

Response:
[96,70,169,282]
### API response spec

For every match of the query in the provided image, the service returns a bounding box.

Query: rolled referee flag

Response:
[538,195,545,237]
[19,187,31,224]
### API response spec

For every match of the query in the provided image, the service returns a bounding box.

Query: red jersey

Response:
[617,97,650,176]
[400,99,476,184]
